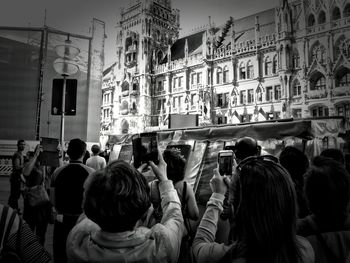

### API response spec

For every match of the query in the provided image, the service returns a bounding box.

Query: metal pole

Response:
[60,74,67,147]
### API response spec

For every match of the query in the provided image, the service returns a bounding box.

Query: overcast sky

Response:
[0,0,278,68]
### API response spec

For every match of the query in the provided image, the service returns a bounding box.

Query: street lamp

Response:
[53,35,79,147]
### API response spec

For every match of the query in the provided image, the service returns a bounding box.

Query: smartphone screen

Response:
[218,151,233,176]
[140,133,158,165]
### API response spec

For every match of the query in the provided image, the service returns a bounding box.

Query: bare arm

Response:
[23,145,42,177]
[186,183,199,220]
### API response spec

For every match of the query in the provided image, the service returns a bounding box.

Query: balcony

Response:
[333,85,350,97]
[308,89,327,100]
[122,90,129,97]
[120,109,129,115]
[130,90,139,96]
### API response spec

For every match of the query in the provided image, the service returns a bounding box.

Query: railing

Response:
[333,85,350,97]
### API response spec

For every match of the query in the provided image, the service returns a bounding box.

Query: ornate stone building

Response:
[101,0,350,135]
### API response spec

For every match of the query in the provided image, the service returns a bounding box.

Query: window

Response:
[292,80,302,96]
[240,63,246,79]
[272,56,278,74]
[311,106,329,117]
[292,50,300,68]
[247,61,254,79]
[216,93,229,108]
[191,73,196,85]
[332,7,341,20]
[345,4,350,17]
[318,11,326,24]
[265,57,272,76]
[292,109,302,119]
[217,116,228,125]
[173,78,178,90]
[336,68,350,87]
[197,72,202,84]
[240,90,247,105]
[336,103,350,118]
[223,66,229,83]
[247,89,254,104]
[191,94,198,106]
[266,86,273,101]
[274,85,282,101]
[217,67,223,84]
[310,74,326,90]
[308,14,315,27]
[178,76,183,87]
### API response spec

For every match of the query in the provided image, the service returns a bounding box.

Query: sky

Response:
[0,0,278,68]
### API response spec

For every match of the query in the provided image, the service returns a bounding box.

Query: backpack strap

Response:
[306,217,341,263]
[0,206,9,249]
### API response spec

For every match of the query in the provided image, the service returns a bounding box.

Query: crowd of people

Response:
[1,136,350,263]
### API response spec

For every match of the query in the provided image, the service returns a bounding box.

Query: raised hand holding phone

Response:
[210,167,230,195]
[148,147,167,182]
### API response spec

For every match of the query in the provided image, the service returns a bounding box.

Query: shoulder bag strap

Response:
[307,217,341,263]
[0,206,9,249]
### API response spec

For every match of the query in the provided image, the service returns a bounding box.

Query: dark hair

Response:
[83,160,151,232]
[163,148,186,183]
[232,159,301,262]
[67,138,86,160]
[305,156,350,220]
[234,137,259,161]
[320,148,345,165]
[279,146,309,188]
[91,144,100,155]
[17,139,25,146]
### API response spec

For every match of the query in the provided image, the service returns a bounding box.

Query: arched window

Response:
[292,79,302,97]
[121,101,129,115]
[265,57,272,76]
[308,14,316,27]
[157,50,163,64]
[121,81,129,92]
[272,55,278,74]
[216,67,223,84]
[223,66,229,83]
[292,49,300,68]
[310,73,326,91]
[247,60,254,79]
[239,62,246,79]
[318,11,326,24]
[335,68,350,87]
[332,7,341,20]
[344,4,350,17]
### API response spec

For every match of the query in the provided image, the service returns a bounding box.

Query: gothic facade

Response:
[101,0,350,135]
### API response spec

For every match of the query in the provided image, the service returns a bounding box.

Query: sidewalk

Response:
[0,176,53,257]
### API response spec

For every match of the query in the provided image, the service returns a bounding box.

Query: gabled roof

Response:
[170,29,206,61]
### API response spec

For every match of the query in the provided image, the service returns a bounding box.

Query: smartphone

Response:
[132,135,142,168]
[166,144,192,161]
[140,132,159,165]
[218,150,233,176]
